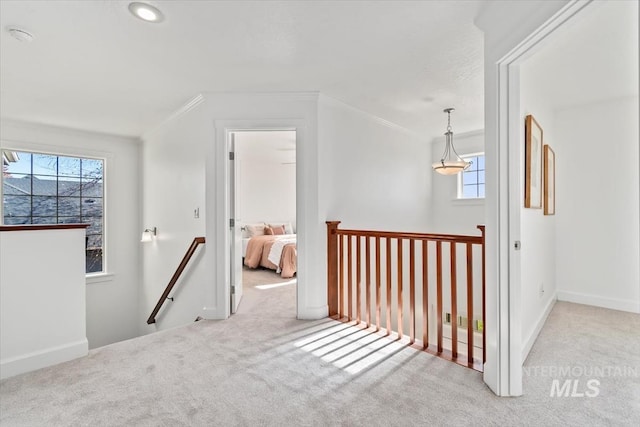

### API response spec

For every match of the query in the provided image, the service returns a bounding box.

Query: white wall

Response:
[430,130,485,234]
[140,92,435,329]
[0,227,88,379]
[555,96,640,313]
[233,131,297,226]
[0,120,141,349]
[141,93,323,325]
[319,95,441,337]
[140,97,211,333]
[319,95,431,232]
[236,159,296,225]
[519,65,558,361]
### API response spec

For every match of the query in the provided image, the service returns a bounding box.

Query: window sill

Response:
[86,273,114,285]
[452,198,485,206]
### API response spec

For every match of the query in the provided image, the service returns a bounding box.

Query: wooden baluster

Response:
[478,225,486,363]
[356,236,361,324]
[409,239,416,345]
[466,242,474,364]
[386,237,392,335]
[451,242,458,359]
[325,221,341,317]
[436,241,443,353]
[422,240,429,350]
[375,237,381,332]
[348,235,353,321]
[365,236,371,328]
[397,238,403,340]
[339,233,344,319]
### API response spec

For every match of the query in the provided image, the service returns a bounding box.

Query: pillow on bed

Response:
[271,225,286,235]
[264,226,274,235]
[246,223,266,237]
[269,222,294,234]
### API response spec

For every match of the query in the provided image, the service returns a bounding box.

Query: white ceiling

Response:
[0,0,485,139]
[522,0,638,110]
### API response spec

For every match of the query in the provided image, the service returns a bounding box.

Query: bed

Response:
[242,222,297,278]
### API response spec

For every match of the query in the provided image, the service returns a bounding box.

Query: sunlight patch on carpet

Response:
[255,279,296,290]
[294,322,413,374]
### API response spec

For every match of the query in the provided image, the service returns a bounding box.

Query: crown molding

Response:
[318,93,420,138]
[205,90,320,99]
[141,93,205,140]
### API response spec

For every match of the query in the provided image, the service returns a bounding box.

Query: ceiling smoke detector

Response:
[128,2,164,23]
[6,27,34,42]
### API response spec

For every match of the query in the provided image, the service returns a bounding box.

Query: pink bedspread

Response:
[244,235,297,278]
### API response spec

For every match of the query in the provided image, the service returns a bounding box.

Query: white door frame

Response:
[229,132,243,313]
[212,119,305,320]
[486,0,594,396]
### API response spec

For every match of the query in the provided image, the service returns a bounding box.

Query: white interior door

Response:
[229,133,243,313]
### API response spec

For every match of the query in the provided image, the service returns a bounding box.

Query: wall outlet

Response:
[443,312,483,332]
[194,207,200,219]
[458,315,468,326]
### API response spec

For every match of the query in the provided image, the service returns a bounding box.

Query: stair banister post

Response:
[326,221,341,316]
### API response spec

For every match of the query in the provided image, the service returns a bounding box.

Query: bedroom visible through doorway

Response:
[231,130,297,315]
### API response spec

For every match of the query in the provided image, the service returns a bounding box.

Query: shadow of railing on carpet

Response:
[294,321,418,375]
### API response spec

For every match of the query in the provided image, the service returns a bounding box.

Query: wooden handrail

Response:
[326,221,486,371]
[147,237,206,324]
[334,228,483,244]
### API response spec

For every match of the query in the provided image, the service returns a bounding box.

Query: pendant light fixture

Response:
[432,107,471,175]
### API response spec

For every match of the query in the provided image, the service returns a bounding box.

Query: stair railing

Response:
[326,221,485,371]
[147,237,206,324]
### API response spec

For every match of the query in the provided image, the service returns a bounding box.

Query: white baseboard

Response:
[1,339,88,380]
[557,290,640,314]
[522,295,556,363]
[200,306,226,320]
[298,304,328,320]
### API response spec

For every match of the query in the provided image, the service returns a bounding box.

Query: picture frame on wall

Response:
[525,114,543,208]
[544,144,555,215]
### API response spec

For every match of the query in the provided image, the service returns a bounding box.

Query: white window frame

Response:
[457,152,486,200]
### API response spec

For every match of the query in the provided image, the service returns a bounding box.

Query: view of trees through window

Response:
[2,150,104,273]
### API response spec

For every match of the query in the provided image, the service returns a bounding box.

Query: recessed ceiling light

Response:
[128,2,164,23]
[6,27,34,42]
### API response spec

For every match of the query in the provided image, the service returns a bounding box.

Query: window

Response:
[458,154,485,199]
[2,150,104,274]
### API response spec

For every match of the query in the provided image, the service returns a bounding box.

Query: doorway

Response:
[229,130,297,315]
[488,0,638,396]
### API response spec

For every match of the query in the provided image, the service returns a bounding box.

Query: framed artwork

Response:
[544,144,555,215]
[524,115,543,208]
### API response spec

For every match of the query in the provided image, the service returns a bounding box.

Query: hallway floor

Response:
[1,282,638,425]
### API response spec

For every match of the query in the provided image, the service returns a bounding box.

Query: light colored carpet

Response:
[242,265,295,287]
[1,287,638,426]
